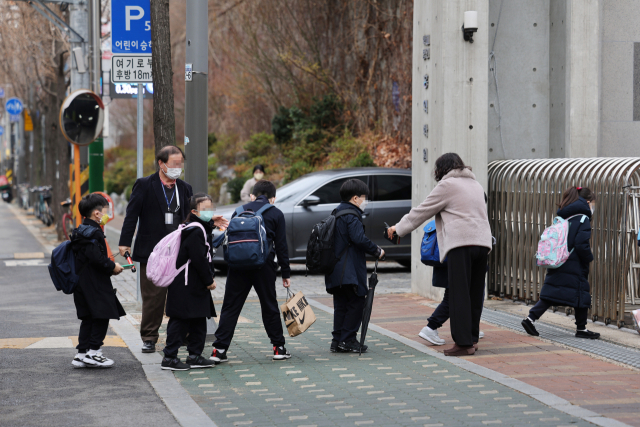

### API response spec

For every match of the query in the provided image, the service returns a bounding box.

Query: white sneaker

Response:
[82,353,114,368]
[72,354,87,368]
[418,326,445,346]
[479,331,485,339]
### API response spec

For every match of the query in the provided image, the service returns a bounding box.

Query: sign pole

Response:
[184,0,208,194]
[135,82,144,305]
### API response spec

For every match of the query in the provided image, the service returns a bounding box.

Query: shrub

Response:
[226,176,246,203]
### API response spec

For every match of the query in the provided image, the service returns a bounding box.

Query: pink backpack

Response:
[146,223,211,287]
[535,214,586,269]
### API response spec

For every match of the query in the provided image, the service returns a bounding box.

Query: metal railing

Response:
[487,158,640,328]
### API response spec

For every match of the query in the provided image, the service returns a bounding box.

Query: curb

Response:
[308,298,631,427]
[110,317,217,427]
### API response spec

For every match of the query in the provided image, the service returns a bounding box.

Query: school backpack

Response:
[420,220,447,266]
[222,204,274,270]
[48,240,85,294]
[305,208,361,275]
[146,222,211,287]
[535,214,586,268]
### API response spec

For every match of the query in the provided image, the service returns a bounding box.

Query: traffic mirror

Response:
[59,90,104,146]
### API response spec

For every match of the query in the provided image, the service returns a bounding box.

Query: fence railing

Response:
[487,158,640,328]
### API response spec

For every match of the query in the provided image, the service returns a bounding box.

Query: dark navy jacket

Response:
[540,198,594,309]
[119,172,193,263]
[232,196,291,278]
[325,202,381,297]
[166,214,216,319]
[72,219,126,319]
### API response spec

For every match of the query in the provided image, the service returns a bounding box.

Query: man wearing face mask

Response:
[118,146,193,353]
[240,165,265,203]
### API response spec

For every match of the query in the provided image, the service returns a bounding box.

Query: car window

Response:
[374,175,411,201]
[311,176,368,204]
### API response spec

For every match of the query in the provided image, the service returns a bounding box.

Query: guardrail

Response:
[487,158,640,328]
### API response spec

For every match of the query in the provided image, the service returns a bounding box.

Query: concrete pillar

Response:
[565,0,600,158]
[411,0,489,299]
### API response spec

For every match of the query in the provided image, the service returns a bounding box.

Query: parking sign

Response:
[111,0,152,55]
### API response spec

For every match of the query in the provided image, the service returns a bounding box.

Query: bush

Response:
[226,176,246,203]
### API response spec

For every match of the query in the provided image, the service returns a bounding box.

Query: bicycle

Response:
[61,198,75,241]
[38,186,54,226]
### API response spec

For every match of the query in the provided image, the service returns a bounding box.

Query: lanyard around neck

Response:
[161,182,180,212]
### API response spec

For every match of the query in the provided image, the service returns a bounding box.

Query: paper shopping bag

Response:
[280,290,316,337]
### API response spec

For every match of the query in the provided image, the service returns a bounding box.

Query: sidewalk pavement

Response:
[314,294,640,427]
[161,298,598,427]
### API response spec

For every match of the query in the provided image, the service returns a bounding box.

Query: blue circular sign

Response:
[5,97,23,116]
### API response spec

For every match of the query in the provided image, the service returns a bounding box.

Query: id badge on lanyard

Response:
[162,183,180,224]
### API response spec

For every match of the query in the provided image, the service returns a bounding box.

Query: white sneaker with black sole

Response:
[72,353,87,368]
[209,348,228,364]
[479,331,485,339]
[273,346,291,360]
[418,326,445,346]
[82,353,114,368]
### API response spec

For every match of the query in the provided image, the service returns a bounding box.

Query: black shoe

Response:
[521,318,539,336]
[209,348,228,364]
[186,354,216,368]
[330,340,339,353]
[338,339,368,353]
[142,341,156,353]
[161,357,190,371]
[273,346,292,360]
[575,329,600,339]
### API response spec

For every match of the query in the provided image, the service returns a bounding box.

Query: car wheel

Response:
[216,264,228,275]
[398,260,411,268]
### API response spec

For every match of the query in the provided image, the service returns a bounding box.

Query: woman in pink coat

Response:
[387,153,492,356]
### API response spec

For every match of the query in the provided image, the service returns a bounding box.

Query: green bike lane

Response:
[167,300,591,427]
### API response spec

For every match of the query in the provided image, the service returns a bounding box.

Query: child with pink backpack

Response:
[151,193,222,371]
[522,187,599,339]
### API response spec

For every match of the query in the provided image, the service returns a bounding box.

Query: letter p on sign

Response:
[125,6,144,31]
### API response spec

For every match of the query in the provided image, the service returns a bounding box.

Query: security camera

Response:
[462,11,478,43]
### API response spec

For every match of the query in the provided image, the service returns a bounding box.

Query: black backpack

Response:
[305,208,361,275]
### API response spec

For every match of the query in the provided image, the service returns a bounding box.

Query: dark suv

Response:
[212,168,412,270]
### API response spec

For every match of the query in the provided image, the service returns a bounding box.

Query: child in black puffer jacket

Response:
[522,187,599,339]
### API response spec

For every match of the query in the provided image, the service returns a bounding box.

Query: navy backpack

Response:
[222,204,274,270]
[420,220,447,266]
[48,240,83,294]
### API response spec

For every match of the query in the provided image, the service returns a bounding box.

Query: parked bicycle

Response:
[37,186,54,226]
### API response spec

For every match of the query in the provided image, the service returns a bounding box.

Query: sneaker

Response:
[338,339,368,353]
[575,329,600,339]
[521,318,539,336]
[209,348,228,364]
[273,346,292,360]
[186,355,216,368]
[82,353,114,368]
[479,331,485,339]
[161,357,190,371]
[418,326,445,346]
[72,354,87,369]
[330,340,339,353]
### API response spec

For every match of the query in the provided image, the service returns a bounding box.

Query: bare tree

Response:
[150,0,176,155]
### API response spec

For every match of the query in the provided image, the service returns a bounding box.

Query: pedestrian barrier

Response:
[487,158,640,328]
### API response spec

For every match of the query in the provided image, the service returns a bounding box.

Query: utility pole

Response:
[184,0,208,194]
[70,1,90,167]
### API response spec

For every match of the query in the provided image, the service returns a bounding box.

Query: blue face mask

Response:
[198,210,215,222]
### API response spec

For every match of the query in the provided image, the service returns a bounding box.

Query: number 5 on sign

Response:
[185,63,192,82]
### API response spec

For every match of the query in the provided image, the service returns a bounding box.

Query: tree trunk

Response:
[47,46,71,240]
[150,0,176,158]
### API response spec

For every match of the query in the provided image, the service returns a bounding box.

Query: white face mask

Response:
[590,205,595,214]
[162,164,182,180]
[359,198,368,212]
